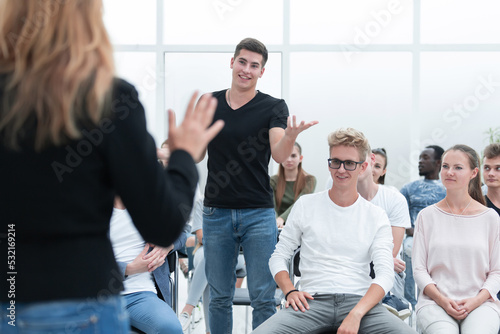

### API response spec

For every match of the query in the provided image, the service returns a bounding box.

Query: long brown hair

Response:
[0,0,114,150]
[372,147,387,185]
[443,144,486,206]
[275,142,313,210]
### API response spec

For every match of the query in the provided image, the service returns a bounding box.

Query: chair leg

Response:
[245,305,250,334]
[174,252,179,315]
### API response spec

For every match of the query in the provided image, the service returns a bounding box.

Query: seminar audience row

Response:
[2,2,499,333]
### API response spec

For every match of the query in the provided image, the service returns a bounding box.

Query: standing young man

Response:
[253,128,416,333]
[400,145,446,309]
[202,38,317,333]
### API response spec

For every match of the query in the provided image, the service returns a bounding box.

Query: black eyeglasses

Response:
[328,158,364,171]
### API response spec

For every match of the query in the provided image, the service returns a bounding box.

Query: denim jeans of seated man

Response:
[393,270,406,300]
[0,295,128,333]
[203,206,278,333]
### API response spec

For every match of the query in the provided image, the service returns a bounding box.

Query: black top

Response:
[486,195,500,216]
[0,78,198,302]
[204,90,288,208]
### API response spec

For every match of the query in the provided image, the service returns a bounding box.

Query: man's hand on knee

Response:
[286,290,314,312]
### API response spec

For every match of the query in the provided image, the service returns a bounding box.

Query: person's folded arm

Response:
[102,80,198,247]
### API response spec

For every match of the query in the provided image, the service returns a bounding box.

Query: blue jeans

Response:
[0,295,128,333]
[403,236,417,308]
[203,207,278,334]
[186,246,245,332]
[124,291,182,334]
[392,270,406,300]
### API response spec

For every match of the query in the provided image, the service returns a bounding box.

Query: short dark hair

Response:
[426,145,444,160]
[234,38,268,68]
[484,143,500,159]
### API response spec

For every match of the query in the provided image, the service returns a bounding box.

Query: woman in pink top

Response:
[413,144,500,334]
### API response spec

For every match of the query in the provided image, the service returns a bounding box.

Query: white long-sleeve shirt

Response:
[270,190,394,296]
[412,205,500,315]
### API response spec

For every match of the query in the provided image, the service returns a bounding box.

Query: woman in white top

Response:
[412,144,500,334]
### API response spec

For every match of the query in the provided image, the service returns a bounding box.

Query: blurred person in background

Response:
[483,143,500,216]
[372,147,388,185]
[271,142,316,228]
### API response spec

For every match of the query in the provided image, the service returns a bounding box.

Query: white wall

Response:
[104,0,500,192]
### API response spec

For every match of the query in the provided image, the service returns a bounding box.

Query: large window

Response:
[104,0,500,190]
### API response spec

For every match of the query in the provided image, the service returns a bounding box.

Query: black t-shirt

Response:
[486,195,500,216]
[204,90,288,208]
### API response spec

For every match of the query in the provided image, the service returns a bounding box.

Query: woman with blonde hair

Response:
[413,144,500,334]
[0,0,222,332]
[270,142,316,228]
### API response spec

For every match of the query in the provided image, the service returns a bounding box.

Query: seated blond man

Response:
[252,128,416,334]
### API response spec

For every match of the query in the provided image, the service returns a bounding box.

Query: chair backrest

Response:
[153,251,179,314]
[169,251,179,314]
[167,250,177,273]
[288,247,302,286]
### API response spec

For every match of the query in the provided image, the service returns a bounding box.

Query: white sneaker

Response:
[383,303,411,321]
[397,308,411,321]
[178,312,190,331]
[193,304,202,323]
